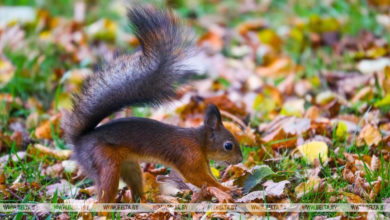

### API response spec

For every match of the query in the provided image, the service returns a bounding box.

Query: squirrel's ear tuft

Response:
[204,104,222,129]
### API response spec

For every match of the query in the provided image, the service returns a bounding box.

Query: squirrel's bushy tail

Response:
[62,6,194,144]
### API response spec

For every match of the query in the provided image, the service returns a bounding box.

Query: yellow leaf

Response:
[39,31,51,40]
[211,167,220,179]
[28,144,72,160]
[297,141,328,164]
[258,29,282,51]
[0,57,15,87]
[56,92,72,110]
[335,121,348,140]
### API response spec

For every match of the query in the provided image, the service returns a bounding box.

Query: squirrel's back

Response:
[62,6,195,144]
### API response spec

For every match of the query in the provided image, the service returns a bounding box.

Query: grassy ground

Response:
[1,0,390,219]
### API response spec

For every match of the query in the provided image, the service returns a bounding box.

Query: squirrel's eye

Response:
[224,142,233,151]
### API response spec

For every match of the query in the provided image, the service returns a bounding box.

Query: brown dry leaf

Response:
[263,180,290,201]
[10,131,23,148]
[343,192,364,203]
[295,176,322,199]
[261,117,312,149]
[256,57,295,77]
[323,99,341,118]
[221,163,250,182]
[207,186,234,203]
[369,177,382,200]
[358,124,382,146]
[243,203,266,216]
[351,87,373,103]
[342,165,355,184]
[198,31,223,52]
[0,173,9,197]
[261,127,296,149]
[143,172,160,202]
[236,190,265,203]
[46,179,79,197]
[42,163,64,178]
[237,19,266,35]
[177,94,246,122]
[191,185,210,202]
[205,95,247,117]
[305,106,320,121]
[244,151,256,168]
[35,112,62,139]
[191,185,233,203]
[155,195,180,203]
[223,121,257,146]
[28,144,72,160]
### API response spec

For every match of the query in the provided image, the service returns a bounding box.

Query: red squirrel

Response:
[62,6,243,203]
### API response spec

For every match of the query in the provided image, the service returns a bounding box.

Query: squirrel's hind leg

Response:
[93,145,123,203]
[121,161,143,202]
[97,163,121,203]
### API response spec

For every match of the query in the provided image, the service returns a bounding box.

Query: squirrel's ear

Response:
[204,104,222,130]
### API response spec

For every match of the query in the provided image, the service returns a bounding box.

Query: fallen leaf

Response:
[280,99,305,117]
[0,56,15,88]
[243,165,274,193]
[342,192,364,203]
[237,19,266,35]
[223,121,257,146]
[236,190,265,203]
[35,113,62,139]
[335,121,348,141]
[357,58,390,74]
[305,106,320,121]
[210,167,220,179]
[295,176,322,198]
[46,179,79,197]
[207,186,234,203]
[256,57,295,77]
[316,91,336,105]
[258,29,283,51]
[221,163,250,183]
[358,124,382,146]
[297,141,328,164]
[263,180,290,201]
[27,144,72,160]
[143,172,160,202]
[198,31,223,52]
